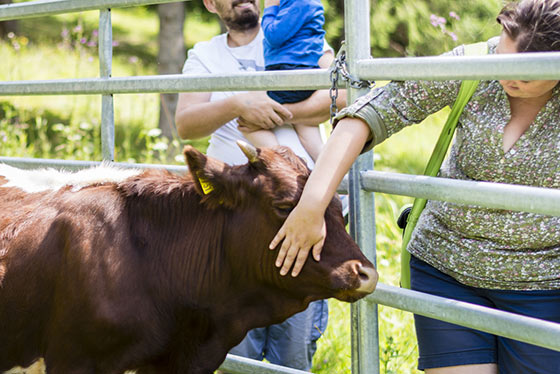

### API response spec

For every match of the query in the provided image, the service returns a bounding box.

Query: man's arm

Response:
[175,91,293,140]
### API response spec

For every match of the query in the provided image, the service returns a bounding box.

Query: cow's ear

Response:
[183,145,240,208]
[183,145,223,195]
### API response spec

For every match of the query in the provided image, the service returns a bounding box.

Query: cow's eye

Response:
[273,203,293,217]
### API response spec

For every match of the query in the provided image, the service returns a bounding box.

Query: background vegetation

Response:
[1,0,503,373]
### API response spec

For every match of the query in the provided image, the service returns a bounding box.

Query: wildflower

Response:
[112,41,119,47]
[92,29,99,37]
[80,122,93,131]
[153,142,168,152]
[7,32,15,39]
[61,28,69,38]
[430,14,446,28]
[73,25,83,33]
[129,56,139,64]
[147,128,162,137]
[449,11,460,21]
[80,37,87,44]
[448,32,458,41]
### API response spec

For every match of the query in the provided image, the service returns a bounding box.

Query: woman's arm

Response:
[269,117,371,277]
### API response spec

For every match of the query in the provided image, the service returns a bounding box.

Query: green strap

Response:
[400,42,487,289]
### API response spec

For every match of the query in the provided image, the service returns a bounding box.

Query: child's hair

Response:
[497,0,560,52]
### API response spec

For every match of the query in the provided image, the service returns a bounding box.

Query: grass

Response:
[1,7,450,374]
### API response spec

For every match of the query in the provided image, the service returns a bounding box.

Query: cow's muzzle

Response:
[355,264,378,294]
[332,261,378,302]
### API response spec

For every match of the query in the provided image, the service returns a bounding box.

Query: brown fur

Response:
[0,146,376,374]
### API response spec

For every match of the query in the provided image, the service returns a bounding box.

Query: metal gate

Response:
[2,1,560,373]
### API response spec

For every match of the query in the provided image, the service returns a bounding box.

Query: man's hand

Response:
[235,92,292,132]
[264,0,280,8]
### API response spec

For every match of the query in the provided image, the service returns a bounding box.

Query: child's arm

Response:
[261,1,312,47]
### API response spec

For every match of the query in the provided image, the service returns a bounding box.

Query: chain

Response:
[329,49,376,123]
[329,63,339,124]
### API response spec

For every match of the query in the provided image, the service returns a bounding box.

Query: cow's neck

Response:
[119,178,232,304]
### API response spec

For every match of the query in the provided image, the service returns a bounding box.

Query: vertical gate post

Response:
[99,8,115,161]
[344,1,379,374]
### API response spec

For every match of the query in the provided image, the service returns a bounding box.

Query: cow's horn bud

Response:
[237,140,259,163]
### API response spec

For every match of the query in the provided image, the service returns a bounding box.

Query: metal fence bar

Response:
[99,9,115,161]
[361,170,560,217]
[219,354,309,374]
[0,156,188,173]
[356,52,560,81]
[0,0,185,21]
[2,52,559,96]
[0,70,331,96]
[344,1,378,374]
[369,283,560,352]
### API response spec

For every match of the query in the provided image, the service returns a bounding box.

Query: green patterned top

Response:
[335,38,560,290]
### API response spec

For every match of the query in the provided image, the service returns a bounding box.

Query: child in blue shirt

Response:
[240,0,326,163]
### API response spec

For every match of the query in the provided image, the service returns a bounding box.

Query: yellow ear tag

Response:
[197,176,214,195]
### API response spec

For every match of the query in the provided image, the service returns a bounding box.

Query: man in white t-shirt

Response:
[175,0,345,371]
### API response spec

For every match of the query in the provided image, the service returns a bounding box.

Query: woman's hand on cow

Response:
[235,92,292,131]
[269,202,326,277]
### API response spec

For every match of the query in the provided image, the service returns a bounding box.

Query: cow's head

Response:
[183,142,377,310]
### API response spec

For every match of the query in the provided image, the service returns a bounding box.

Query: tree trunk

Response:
[0,0,19,38]
[157,2,186,139]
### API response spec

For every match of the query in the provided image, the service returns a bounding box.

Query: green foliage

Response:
[320,0,503,56]
[368,0,503,56]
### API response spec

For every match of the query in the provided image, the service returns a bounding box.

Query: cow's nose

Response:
[351,262,378,294]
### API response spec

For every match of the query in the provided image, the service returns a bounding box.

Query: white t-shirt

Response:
[182,28,325,167]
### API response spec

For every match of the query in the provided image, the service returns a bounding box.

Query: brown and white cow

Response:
[0,142,377,374]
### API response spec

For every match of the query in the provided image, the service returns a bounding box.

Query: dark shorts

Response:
[410,255,560,373]
[265,63,319,104]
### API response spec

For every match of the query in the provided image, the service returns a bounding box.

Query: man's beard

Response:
[223,8,259,31]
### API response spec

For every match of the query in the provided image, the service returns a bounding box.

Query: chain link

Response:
[329,49,376,123]
[329,64,339,124]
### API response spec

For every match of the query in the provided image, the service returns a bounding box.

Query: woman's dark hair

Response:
[497,0,560,52]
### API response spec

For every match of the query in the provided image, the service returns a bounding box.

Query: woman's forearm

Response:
[270,117,372,277]
[300,117,371,211]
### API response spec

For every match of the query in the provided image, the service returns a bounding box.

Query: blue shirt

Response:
[261,0,325,67]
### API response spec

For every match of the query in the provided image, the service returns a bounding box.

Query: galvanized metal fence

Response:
[2,1,560,373]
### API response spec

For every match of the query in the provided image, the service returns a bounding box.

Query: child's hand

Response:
[264,0,280,8]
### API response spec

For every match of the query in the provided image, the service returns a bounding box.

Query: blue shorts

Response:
[410,255,560,373]
[265,64,319,104]
[228,299,328,370]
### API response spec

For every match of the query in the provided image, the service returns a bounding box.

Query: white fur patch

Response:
[0,163,142,193]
